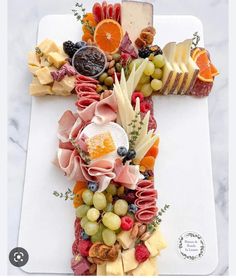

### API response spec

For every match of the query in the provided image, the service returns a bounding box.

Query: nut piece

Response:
[131,223,140,239]
[107,67,115,76]
[89,263,97,274]
[138,225,147,237]
[106,54,113,62]
[140,231,152,241]
[100,90,113,100]
[109,60,116,69]
[141,26,156,36]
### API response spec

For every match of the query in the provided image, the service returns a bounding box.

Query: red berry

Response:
[78,240,92,257]
[72,239,80,256]
[132,92,144,105]
[135,244,150,263]
[121,216,134,231]
[140,101,152,113]
[124,191,136,203]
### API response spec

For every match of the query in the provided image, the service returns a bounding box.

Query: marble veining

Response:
[8,0,228,275]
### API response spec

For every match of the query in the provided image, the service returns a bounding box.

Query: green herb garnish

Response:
[192,32,200,49]
[147,204,170,233]
[128,112,144,149]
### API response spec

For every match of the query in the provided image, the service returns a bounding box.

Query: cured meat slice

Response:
[102,1,108,20]
[135,206,158,224]
[107,4,114,19]
[113,3,121,23]
[135,189,157,199]
[76,74,99,84]
[92,3,104,23]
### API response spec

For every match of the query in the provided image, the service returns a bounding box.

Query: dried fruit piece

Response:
[140,156,155,170]
[135,37,147,49]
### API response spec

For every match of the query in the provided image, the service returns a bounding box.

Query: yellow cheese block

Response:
[35,67,53,85]
[28,65,40,75]
[117,230,134,250]
[96,263,106,276]
[144,228,167,257]
[37,39,60,56]
[106,253,124,276]
[149,256,159,275]
[47,52,67,69]
[60,76,76,92]
[28,51,40,67]
[121,248,139,273]
[29,83,52,96]
[131,258,156,276]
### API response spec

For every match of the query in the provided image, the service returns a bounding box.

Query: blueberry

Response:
[128,204,138,213]
[80,230,89,240]
[125,149,136,160]
[88,181,98,192]
[75,41,87,49]
[117,146,128,157]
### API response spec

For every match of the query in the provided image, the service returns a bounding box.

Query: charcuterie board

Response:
[18,14,218,275]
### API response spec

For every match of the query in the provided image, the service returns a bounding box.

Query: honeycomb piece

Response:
[87,132,116,159]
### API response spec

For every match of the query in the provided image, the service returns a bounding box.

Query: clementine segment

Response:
[94,19,123,54]
[194,50,213,82]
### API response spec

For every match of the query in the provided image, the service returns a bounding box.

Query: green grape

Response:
[151,79,163,91]
[93,192,107,210]
[139,74,151,85]
[144,61,155,76]
[82,189,94,206]
[102,229,117,246]
[136,83,143,91]
[91,223,104,243]
[104,76,114,86]
[102,212,121,230]
[114,228,121,234]
[129,58,144,72]
[114,199,128,216]
[106,183,117,196]
[76,205,90,219]
[80,216,89,228]
[84,221,99,236]
[105,203,114,212]
[105,192,113,203]
[87,208,100,222]
[151,68,163,79]
[117,186,125,197]
[141,83,153,97]
[99,72,108,83]
[153,54,165,68]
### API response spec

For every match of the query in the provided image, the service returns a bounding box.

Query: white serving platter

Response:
[18,14,218,275]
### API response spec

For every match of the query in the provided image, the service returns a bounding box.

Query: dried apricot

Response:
[140,156,155,170]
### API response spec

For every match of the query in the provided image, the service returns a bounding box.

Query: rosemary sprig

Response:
[53,188,76,201]
[147,204,170,233]
[70,138,91,164]
[72,2,95,35]
[128,112,144,149]
[35,47,43,56]
[192,32,200,49]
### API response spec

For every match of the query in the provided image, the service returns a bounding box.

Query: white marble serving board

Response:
[18,15,218,275]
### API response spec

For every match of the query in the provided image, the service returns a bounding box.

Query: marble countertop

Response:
[8,0,228,275]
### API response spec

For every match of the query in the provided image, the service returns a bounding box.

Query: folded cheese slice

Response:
[175,42,189,94]
[181,39,199,94]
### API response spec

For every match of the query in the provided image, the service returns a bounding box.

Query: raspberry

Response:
[78,240,93,257]
[135,244,150,263]
[132,92,144,105]
[72,239,80,256]
[74,218,82,240]
[121,216,134,231]
[140,101,152,113]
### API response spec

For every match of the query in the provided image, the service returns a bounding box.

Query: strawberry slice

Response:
[92,3,103,23]
[102,1,108,20]
[107,4,114,19]
[113,3,121,23]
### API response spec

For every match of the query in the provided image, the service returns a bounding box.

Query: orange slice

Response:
[94,19,123,54]
[210,63,219,77]
[194,50,213,82]
[192,47,201,60]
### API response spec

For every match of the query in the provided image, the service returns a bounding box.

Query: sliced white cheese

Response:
[121,248,139,273]
[160,53,174,95]
[106,252,124,276]
[117,230,134,250]
[121,1,153,45]
[144,228,167,257]
[97,263,106,276]
[131,258,156,276]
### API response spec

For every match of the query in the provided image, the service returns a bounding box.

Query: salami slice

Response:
[92,3,103,23]
[102,1,108,20]
[107,4,114,19]
[113,3,121,23]
[76,74,99,85]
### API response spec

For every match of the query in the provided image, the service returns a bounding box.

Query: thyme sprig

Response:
[72,2,95,35]
[128,112,144,149]
[147,204,170,233]
[70,138,91,164]
[192,32,200,49]
[53,188,76,201]
[35,47,43,56]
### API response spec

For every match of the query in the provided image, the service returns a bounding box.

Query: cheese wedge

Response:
[163,42,182,95]
[28,51,40,67]
[35,67,53,85]
[144,228,167,257]
[131,258,156,276]
[97,263,106,276]
[121,248,139,273]
[47,51,67,68]
[106,253,124,276]
[181,39,199,94]
[37,39,60,56]
[121,1,153,45]
[160,44,174,95]
[117,230,134,250]
[175,42,189,94]
[29,83,52,96]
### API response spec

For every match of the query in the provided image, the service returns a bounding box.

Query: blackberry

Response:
[63,40,77,58]
[139,47,152,58]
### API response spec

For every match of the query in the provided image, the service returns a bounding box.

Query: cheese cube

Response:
[144,228,167,257]
[131,258,156,276]
[37,39,60,56]
[47,52,67,68]
[106,253,124,276]
[121,1,153,44]
[35,67,53,85]
[97,263,106,276]
[121,248,138,273]
[28,65,40,75]
[28,51,40,66]
[29,83,52,96]
[32,77,40,84]
[51,81,71,96]
[40,56,51,67]
[60,76,76,92]
[117,230,134,250]
[149,257,159,275]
